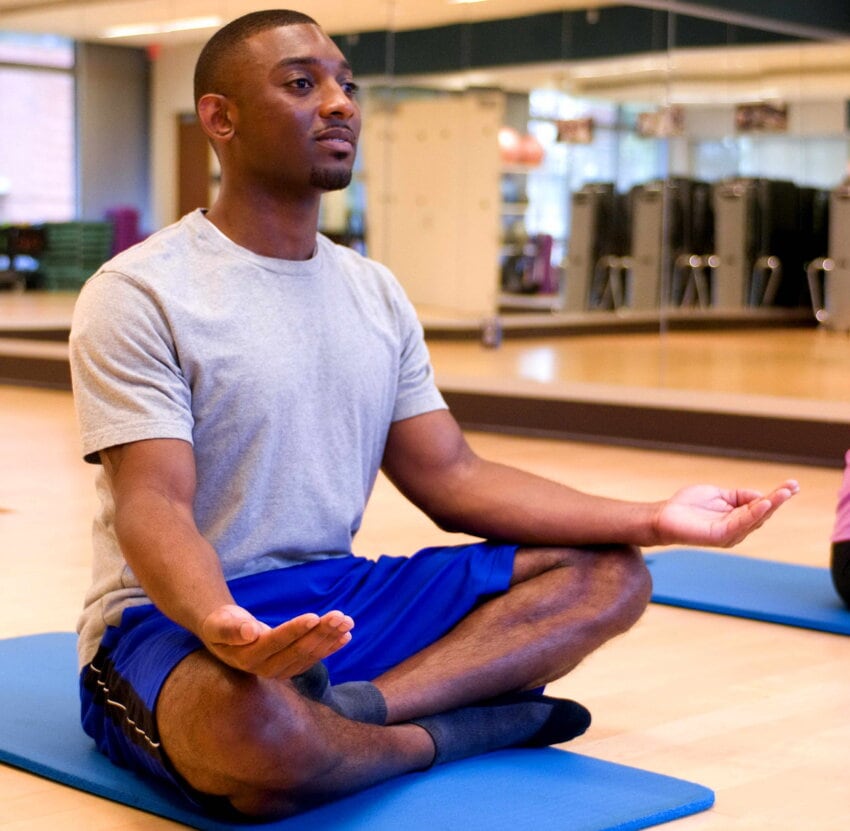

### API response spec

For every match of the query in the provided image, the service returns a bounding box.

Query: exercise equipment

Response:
[808,180,850,331]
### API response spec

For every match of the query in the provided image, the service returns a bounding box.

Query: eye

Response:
[341,80,359,97]
[287,77,313,91]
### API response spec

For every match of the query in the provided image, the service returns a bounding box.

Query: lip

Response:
[315,127,357,152]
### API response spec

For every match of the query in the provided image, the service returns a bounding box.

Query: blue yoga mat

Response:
[646,548,850,635]
[0,632,713,830]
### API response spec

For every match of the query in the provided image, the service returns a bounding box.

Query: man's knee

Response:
[158,653,342,818]
[514,543,651,629]
[594,544,652,629]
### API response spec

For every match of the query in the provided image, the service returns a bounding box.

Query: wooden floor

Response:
[1,381,848,830]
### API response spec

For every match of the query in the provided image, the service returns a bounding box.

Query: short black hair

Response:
[194,9,319,106]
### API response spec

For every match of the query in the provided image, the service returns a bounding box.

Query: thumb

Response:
[202,604,268,646]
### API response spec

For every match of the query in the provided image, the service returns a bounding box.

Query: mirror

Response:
[339,5,848,411]
[2,3,847,416]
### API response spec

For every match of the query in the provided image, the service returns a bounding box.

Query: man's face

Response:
[225,24,361,195]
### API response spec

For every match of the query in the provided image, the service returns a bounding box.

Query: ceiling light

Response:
[101,16,221,39]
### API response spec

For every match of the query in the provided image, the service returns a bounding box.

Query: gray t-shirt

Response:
[70,209,446,667]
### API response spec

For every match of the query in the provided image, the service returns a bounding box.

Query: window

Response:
[0,33,75,223]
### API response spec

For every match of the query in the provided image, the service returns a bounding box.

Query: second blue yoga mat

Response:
[646,548,850,635]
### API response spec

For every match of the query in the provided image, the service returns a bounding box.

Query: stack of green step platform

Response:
[39,222,113,291]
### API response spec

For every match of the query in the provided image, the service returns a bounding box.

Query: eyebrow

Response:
[272,56,353,72]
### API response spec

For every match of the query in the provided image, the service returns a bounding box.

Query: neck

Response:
[204,184,321,261]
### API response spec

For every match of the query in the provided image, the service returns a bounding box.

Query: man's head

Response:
[194,9,318,107]
[194,10,360,195]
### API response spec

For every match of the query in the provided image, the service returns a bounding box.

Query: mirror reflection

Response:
[1,4,849,411]
[342,8,850,406]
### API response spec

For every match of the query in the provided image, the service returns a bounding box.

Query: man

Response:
[69,9,798,820]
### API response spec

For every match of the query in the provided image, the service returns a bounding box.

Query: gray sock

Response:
[291,662,387,725]
[321,681,388,725]
[291,662,331,701]
[411,692,591,767]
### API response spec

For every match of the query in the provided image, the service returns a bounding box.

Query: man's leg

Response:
[372,544,651,723]
[156,648,434,818]
[156,645,589,818]
[154,544,644,817]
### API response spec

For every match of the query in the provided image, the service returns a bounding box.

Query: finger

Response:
[318,609,355,635]
[721,488,793,545]
[242,612,348,671]
[754,480,799,504]
[731,481,798,527]
[276,612,354,667]
[303,612,354,655]
[271,635,353,679]
[249,614,353,679]
[768,480,800,503]
[731,479,798,510]
[708,497,767,546]
[203,605,268,647]
[260,613,322,652]
[731,488,765,506]
[745,493,792,527]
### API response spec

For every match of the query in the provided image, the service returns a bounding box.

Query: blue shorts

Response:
[79,541,517,807]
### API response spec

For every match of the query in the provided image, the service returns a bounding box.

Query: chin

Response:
[310,165,354,192]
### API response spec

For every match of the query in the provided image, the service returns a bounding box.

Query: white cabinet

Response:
[362,91,505,318]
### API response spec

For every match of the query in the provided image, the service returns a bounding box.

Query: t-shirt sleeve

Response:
[69,271,195,463]
[390,285,448,423]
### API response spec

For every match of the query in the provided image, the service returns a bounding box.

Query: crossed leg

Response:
[375,543,651,721]
[156,544,651,818]
[157,650,434,818]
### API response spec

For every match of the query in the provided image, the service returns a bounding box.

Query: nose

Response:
[319,80,357,120]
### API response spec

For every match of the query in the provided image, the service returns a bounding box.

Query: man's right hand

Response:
[200,603,354,679]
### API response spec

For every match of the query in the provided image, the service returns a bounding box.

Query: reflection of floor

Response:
[429,328,850,404]
[0,292,832,399]
[1,292,847,465]
[425,319,850,468]
[0,290,76,334]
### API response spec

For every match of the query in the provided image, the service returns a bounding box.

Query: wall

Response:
[149,42,199,228]
[75,42,150,228]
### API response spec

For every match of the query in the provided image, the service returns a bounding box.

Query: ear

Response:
[197,93,235,143]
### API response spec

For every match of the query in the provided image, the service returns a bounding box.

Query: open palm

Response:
[656,480,799,548]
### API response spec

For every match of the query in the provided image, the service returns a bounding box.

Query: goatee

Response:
[310,167,353,191]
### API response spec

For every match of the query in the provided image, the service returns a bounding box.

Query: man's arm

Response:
[381,410,797,549]
[102,438,354,677]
